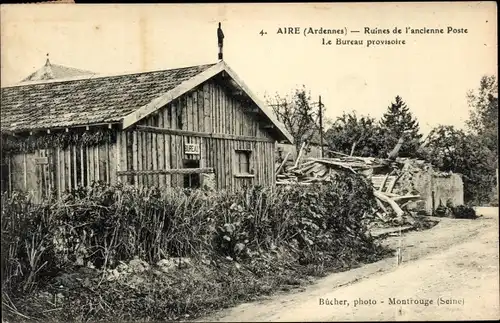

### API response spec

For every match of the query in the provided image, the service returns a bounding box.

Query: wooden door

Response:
[34,150,51,201]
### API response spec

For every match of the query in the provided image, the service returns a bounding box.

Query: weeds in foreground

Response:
[2,175,392,322]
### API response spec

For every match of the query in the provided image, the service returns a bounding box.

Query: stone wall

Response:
[433,174,464,207]
[372,169,464,215]
[412,173,464,215]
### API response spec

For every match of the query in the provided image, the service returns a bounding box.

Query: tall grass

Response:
[1,173,391,322]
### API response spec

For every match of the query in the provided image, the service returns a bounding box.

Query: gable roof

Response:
[1,61,294,144]
[20,59,96,83]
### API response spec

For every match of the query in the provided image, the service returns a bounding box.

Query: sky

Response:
[1,2,497,135]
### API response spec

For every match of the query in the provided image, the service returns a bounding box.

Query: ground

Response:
[200,207,499,322]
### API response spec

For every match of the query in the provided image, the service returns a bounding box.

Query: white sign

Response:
[184,143,200,155]
[35,157,49,165]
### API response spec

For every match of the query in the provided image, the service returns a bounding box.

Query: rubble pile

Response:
[276,156,391,184]
[275,145,436,229]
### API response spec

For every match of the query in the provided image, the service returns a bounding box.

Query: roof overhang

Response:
[121,61,294,144]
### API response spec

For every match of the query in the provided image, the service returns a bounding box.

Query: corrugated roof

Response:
[1,64,216,132]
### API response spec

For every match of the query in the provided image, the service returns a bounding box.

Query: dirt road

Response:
[202,207,499,322]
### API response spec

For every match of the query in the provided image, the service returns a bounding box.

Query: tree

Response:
[422,125,496,205]
[266,86,321,152]
[379,96,423,158]
[464,75,498,205]
[466,75,498,156]
[324,112,384,157]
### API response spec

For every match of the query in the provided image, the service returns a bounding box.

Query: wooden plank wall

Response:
[54,144,114,193]
[119,77,277,190]
[117,129,185,188]
[6,76,279,196]
[6,141,116,200]
[119,130,276,190]
[139,79,273,139]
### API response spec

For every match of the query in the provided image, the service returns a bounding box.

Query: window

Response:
[234,150,252,175]
[183,159,200,188]
[150,114,160,127]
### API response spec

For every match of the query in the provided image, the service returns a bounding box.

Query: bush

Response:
[2,175,391,322]
[450,205,478,219]
[434,201,478,219]
[489,195,499,207]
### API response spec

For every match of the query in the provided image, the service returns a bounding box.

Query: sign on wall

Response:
[184,143,200,155]
[34,157,49,165]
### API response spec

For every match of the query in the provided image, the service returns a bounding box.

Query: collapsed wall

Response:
[276,153,465,217]
[372,160,464,215]
[413,172,464,214]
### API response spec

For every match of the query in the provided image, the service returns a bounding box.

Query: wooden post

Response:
[133,132,138,186]
[116,132,122,183]
[294,142,307,168]
[431,190,435,216]
[94,146,100,182]
[73,146,77,188]
[88,147,94,186]
[23,153,27,190]
[85,147,90,187]
[105,141,110,183]
[66,147,71,191]
[388,135,405,160]
[80,146,84,187]
[275,151,290,175]
[43,150,50,197]
[496,167,498,201]
[8,155,12,196]
[152,133,158,186]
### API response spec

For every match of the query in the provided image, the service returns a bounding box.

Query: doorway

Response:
[183,159,200,188]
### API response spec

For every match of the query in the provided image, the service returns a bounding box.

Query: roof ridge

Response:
[49,63,96,73]
[1,62,219,133]
[6,62,218,88]
[1,60,294,143]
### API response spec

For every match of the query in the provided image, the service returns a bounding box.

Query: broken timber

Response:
[275,148,435,229]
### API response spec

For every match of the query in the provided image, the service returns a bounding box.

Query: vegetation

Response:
[421,125,496,205]
[319,75,497,205]
[1,128,116,154]
[2,70,494,323]
[434,200,478,219]
[2,176,392,322]
[325,112,383,157]
[323,95,424,159]
[466,75,498,156]
[450,205,478,219]
[266,86,323,152]
[423,75,498,205]
[378,96,423,158]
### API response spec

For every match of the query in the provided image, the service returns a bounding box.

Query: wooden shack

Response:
[1,60,293,200]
